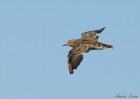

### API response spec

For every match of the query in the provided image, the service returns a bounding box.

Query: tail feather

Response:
[91,42,113,50]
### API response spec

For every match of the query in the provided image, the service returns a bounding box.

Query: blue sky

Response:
[0,0,140,99]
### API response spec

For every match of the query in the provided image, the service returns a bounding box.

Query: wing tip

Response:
[68,64,74,74]
[70,71,73,74]
[94,27,106,33]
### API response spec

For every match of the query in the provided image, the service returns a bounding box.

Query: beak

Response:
[62,44,67,46]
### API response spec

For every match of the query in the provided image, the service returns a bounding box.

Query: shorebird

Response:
[63,27,113,74]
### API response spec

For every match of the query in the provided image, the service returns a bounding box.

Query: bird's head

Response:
[63,39,78,47]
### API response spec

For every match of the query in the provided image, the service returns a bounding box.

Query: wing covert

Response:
[81,27,105,42]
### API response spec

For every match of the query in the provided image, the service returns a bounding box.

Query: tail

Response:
[91,42,113,50]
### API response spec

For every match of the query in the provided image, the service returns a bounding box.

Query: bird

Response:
[63,27,113,74]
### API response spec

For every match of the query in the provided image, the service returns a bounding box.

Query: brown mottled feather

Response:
[67,44,88,74]
[68,54,83,74]
[81,27,105,43]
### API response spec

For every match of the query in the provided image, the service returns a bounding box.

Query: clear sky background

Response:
[0,0,140,99]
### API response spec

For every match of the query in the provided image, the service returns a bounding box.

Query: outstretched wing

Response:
[67,45,88,74]
[68,54,83,74]
[81,27,105,42]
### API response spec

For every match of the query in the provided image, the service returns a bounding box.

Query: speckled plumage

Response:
[63,27,113,74]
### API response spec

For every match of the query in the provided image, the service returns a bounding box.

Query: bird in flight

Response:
[63,27,113,74]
